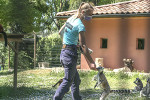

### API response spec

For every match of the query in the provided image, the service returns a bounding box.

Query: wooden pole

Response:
[8,42,18,53]
[13,42,19,90]
[2,56,4,70]
[34,31,36,68]
[8,46,10,69]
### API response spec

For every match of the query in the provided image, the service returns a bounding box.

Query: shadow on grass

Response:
[0,69,33,76]
[0,85,55,99]
[1,86,149,100]
[79,89,102,100]
[80,88,149,100]
[0,71,14,76]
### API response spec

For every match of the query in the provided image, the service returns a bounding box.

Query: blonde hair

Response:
[74,2,94,18]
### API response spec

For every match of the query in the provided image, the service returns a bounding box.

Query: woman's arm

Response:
[59,23,66,35]
[79,31,97,70]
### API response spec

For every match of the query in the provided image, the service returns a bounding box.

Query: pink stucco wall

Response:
[81,17,150,72]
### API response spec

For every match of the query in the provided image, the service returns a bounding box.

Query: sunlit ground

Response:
[0,68,150,100]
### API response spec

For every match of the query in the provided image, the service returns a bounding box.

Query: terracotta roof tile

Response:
[56,0,150,17]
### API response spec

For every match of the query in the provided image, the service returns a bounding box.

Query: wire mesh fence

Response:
[36,44,81,68]
[0,36,80,70]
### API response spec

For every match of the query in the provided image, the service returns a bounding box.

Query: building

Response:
[56,0,150,72]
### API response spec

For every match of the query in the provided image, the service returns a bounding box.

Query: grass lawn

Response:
[0,68,150,100]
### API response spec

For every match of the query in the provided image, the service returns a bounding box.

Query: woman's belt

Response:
[62,44,77,51]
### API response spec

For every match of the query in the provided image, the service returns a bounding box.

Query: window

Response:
[137,38,145,50]
[100,38,108,48]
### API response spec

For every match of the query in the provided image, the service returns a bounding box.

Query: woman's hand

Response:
[90,63,98,71]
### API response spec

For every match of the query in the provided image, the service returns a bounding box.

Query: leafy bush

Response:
[18,51,33,69]
[37,33,62,67]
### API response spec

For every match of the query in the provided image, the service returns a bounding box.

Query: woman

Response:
[53,2,97,100]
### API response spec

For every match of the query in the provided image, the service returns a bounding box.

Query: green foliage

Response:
[0,0,42,33]
[69,0,82,10]
[4,48,14,69]
[8,0,41,33]
[37,33,62,67]
[30,0,70,32]
[18,51,33,69]
[0,41,34,70]
[0,43,8,70]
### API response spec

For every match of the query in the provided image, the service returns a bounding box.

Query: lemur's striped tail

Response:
[110,89,132,93]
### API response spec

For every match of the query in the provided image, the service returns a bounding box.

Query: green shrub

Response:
[18,51,33,69]
[37,33,62,67]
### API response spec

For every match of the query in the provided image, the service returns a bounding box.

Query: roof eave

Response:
[55,13,150,19]
[93,13,150,18]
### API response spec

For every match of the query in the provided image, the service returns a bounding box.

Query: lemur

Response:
[0,24,7,47]
[140,77,150,97]
[133,78,143,92]
[94,67,131,96]
[93,66,110,100]
[123,58,134,72]
[94,69,144,99]
[52,79,63,88]
[109,78,143,93]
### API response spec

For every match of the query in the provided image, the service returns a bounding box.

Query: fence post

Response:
[8,46,10,69]
[13,42,19,90]
[34,31,36,68]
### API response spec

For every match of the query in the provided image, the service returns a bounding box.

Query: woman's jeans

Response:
[53,46,82,100]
